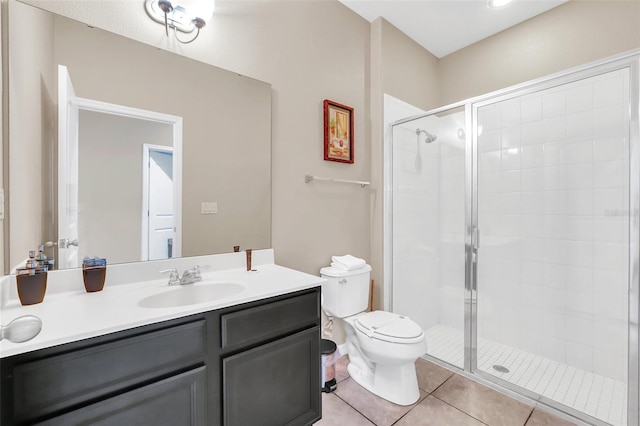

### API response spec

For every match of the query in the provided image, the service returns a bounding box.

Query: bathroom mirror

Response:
[5,1,272,271]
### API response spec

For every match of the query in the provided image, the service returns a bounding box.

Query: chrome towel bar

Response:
[305,174,370,188]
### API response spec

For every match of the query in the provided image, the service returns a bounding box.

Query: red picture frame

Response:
[323,99,354,164]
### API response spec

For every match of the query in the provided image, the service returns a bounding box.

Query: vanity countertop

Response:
[0,251,325,358]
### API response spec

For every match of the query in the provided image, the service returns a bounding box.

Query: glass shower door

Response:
[473,67,631,426]
[391,106,467,368]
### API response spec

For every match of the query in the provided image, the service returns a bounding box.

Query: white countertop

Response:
[0,250,325,358]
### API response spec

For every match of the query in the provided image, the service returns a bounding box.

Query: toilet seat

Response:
[354,311,424,344]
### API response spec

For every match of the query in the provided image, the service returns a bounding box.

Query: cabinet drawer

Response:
[39,366,207,426]
[221,290,319,349]
[11,319,206,423]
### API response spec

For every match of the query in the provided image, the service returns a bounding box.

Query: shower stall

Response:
[387,51,639,426]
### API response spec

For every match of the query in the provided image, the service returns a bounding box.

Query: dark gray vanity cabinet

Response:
[1,318,208,425]
[220,290,321,426]
[0,287,321,426]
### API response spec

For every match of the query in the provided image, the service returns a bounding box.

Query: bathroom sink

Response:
[137,282,246,308]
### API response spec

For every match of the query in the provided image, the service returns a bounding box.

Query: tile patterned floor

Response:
[314,356,579,426]
[425,325,626,426]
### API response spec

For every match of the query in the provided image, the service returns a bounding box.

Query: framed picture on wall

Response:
[323,99,354,164]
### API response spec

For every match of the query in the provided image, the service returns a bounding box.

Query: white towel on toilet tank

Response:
[331,254,366,271]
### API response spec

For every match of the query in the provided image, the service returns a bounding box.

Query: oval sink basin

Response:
[138,282,245,308]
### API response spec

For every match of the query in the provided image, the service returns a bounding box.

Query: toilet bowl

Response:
[320,264,427,405]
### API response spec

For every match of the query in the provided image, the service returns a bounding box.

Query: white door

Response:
[57,65,80,268]
[147,148,174,260]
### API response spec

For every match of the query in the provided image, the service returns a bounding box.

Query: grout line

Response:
[431,393,492,426]
[389,399,421,426]
[522,407,535,426]
[431,372,533,426]
[428,371,457,396]
[330,380,378,425]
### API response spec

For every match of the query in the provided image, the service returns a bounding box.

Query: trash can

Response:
[321,339,338,393]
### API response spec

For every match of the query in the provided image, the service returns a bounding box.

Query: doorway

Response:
[143,145,175,261]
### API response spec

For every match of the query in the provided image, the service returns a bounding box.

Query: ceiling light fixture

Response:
[487,0,513,9]
[145,0,215,44]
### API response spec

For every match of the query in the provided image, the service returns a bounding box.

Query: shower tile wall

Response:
[437,127,466,330]
[392,123,441,335]
[476,68,630,383]
[392,108,466,368]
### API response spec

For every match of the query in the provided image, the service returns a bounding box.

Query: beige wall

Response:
[219,1,371,275]
[438,0,640,105]
[7,1,55,269]
[381,19,440,112]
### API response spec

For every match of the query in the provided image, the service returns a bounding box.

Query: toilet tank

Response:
[320,264,372,318]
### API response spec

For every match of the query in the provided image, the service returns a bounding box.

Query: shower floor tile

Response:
[424,324,627,426]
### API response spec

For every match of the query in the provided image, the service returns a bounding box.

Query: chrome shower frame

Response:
[388,49,640,425]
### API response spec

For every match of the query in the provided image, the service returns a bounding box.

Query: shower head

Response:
[416,128,437,144]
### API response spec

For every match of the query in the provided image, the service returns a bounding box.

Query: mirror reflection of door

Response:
[60,64,183,267]
[58,65,80,268]
[145,146,174,261]
[78,110,178,265]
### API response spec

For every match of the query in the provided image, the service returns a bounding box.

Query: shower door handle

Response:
[470,227,479,293]
[471,227,479,256]
[471,228,480,270]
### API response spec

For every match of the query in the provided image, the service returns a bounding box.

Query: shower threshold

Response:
[425,325,627,426]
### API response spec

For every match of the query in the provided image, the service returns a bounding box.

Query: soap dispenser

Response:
[15,250,48,305]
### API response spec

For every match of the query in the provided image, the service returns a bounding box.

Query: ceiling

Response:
[339,0,568,58]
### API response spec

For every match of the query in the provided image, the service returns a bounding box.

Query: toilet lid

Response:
[354,311,424,344]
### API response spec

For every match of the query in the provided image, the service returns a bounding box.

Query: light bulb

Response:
[180,0,215,22]
[487,0,512,9]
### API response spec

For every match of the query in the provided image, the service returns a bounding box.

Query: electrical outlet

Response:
[201,202,218,214]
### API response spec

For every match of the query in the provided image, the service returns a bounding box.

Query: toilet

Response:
[320,264,427,406]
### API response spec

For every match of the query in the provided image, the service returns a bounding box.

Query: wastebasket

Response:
[321,339,338,393]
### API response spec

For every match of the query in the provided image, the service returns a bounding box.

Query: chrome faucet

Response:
[160,265,210,286]
[178,268,198,285]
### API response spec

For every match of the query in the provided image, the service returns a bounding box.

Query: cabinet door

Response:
[222,327,320,426]
[38,366,206,426]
